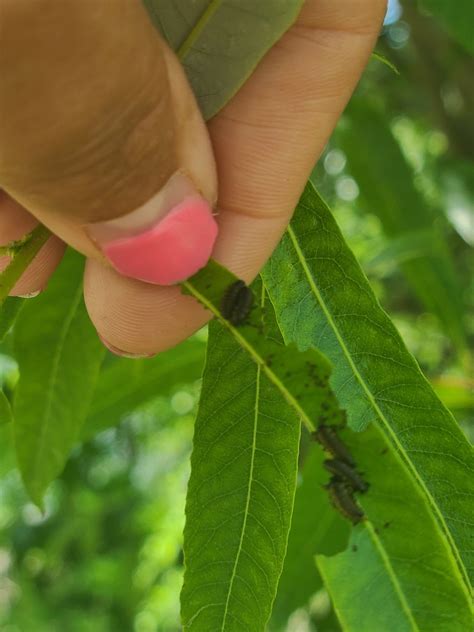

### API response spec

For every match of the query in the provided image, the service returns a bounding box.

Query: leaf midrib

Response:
[366,521,419,631]
[182,280,314,432]
[177,0,222,60]
[285,222,471,597]
[220,363,260,630]
[29,285,82,487]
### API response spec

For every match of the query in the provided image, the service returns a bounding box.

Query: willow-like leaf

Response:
[262,182,474,593]
[13,251,105,505]
[181,287,300,630]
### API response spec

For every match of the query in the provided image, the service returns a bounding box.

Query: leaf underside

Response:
[143,0,305,119]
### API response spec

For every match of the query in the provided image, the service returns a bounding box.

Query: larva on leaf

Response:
[220,280,254,326]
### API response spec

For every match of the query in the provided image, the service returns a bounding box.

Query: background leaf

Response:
[418,0,474,54]
[82,337,205,440]
[143,0,304,119]
[262,183,474,589]
[13,251,105,505]
[0,297,24,343]
[0,390,12,426]
[181,292,301,631]
[337,98,467,354]
[270,448,348,630]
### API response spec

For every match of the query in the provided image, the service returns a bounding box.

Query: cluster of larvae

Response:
[312,424,368,524]
[220,282,368,524]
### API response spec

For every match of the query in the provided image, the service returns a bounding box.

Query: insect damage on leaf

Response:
[182,260,346,435]
[220,279,254,326]
[312,419,367,524]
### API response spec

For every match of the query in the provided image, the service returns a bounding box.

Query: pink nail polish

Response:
[87,173,218,286]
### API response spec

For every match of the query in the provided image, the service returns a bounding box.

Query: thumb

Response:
[0,0,217,285]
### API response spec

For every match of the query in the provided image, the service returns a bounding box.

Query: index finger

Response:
[85,0,387,356]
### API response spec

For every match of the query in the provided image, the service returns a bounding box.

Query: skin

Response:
[0,0,387,355]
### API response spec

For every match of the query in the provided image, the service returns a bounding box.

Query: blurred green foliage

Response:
[1,2,473,630]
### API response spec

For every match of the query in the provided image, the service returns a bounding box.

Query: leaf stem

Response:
[0,225,51,306]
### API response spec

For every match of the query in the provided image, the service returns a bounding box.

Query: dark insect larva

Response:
[326,479,364,525]
[220,280,254,326]
[312,424,355,467]
[323,459,369,493]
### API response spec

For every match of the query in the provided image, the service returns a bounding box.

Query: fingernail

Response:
[98,334,154,359]
[17,290,41,298]
[87,172,218,286]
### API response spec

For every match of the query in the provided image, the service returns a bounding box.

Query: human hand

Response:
[0,0,386,356]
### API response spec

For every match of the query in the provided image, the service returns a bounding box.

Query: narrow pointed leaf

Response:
[371,51,400,75]
[181,292,301,630]
[143,0,304,119]
[13,251,105,505]
[261,182,474,591]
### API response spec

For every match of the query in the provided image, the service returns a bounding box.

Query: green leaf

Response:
[371,51,400,75]
[182,261,344,434]
[143,0,304,119]
[261,182,474,592]
[365,229,437,274]
[337,99,467,353]
[431,377,474,413]
[81,337,205,440]
[0,389,12,425]
[13,251,105,505]
[419,0,474,54]
[0,422,15,477]
[0,297,24,343]
[0,225,51,307]
[271,448,348,630]
[181,288,301,631]
[317,422,472,631]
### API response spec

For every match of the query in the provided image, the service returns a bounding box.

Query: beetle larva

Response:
[323,459,369,493]
[312,424,355,467]
[326,479,364,524]
[220,280,254,326]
